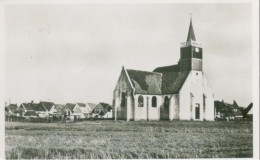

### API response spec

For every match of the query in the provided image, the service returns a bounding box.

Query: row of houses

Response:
[5,101,113,121]
[214,100,253,121]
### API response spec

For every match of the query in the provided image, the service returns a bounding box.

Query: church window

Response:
[121,92,126,107]
[152,96,157,107]
[195,103,200,119]
[203,94,206,113]
[164,96,169,109]
[138,95,144,107]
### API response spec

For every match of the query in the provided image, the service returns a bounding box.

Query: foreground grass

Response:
[5,120,253,159]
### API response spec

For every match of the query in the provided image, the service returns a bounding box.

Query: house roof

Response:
[40,101,54,111]
[21,103,34,111]
[244,103,253,115]
[153,64,179,73]
[24,110,38,117]
[87,103,97,110]
[7,104,18,113]
[31,103,46,112]
[126,69,162,94]
[54,104,65,112]
[77,103,86,107]
[66,103,76,111]
[55,104,70,114]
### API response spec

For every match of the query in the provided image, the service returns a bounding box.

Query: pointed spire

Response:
[186,13,196,41]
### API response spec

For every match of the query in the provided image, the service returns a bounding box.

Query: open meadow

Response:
[5,120,253,159]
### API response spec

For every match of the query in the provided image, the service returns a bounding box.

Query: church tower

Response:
[178,16,203,72]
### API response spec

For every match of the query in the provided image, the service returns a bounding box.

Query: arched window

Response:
[121,92,126,107]
[164,96,169,109]
[152,96,157,107]
[138,95,144,107]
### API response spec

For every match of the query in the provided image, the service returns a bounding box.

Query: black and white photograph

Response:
[0,0,259,159]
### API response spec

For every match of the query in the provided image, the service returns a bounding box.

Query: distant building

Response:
[92,103,113,118]
[17,103,34,116]
[214,100,247,121]
[39,101,55,117]
[5,104,18,116]
[31,103,47,118]
[113,17,214,121]
[65,103,83,120]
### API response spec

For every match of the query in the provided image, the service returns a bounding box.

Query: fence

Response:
[5,115,114,123]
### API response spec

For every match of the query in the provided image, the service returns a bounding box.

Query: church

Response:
[112,18,215,121]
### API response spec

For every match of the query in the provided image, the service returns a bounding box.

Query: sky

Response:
[4,3,253,106]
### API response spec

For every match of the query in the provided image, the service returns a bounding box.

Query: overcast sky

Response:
[5,3,252,106]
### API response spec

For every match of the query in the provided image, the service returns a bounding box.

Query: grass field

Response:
[5,120,253,159]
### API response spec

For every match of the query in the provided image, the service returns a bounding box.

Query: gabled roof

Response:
[126,69,162,94]
[87,103,97,110]
[66,103,76,111]
[40,101,54,111]
[21,103,34,111]
[244,103,253,115]
[54,104,65,111]
[153,64,179,73]
[55,104,69,114]
[124,68,189,95]
[77,103,86,108]
[31,103,46,112]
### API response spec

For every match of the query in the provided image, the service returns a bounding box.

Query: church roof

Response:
[187,19,196,41]
[126,69,162,94]
[153,64,179,73]
[125,68,189,95]
[161,71,190,94]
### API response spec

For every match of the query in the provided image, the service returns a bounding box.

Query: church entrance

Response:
[195,103,200,119]
[160,96,170,120]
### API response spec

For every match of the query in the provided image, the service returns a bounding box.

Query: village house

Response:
[39,101,55,117]
[54,104,66,119]
[65,103,84,120]
[85,103,97,118]
[229,101,243,120]
[214,100,251,121]
[92,103,113,118]
[244,103,253,121]
[31,103,47,118]
[16,103,35,116]
[5,104,18,116]
[113,18,214,121]
[75,103,89,118]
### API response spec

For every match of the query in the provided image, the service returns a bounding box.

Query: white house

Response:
[113,18,214,121]
[65,103,84,119]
